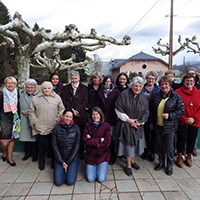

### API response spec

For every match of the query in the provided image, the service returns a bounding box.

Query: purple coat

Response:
[83,122,111,165]
[61,83,88,126]
[96,87,120,125]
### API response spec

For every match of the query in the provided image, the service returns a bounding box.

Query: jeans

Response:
[54,158,79,186]
[86,162,108,183]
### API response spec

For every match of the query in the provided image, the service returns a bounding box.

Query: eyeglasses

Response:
[184,80,194,83]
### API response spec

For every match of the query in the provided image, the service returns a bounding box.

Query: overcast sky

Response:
[2,0,200,65]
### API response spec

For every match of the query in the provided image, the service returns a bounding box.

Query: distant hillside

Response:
[173,61,200,74]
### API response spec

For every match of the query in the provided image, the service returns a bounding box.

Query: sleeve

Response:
[115,108,129,122]
[28,100,37,128]
[99,123,111,148]
[65,126,81,165]
[75,85,88,113]
[56,97,65,124]
[60,86,72,109]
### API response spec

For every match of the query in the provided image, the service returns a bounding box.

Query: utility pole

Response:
[169,0,174,70]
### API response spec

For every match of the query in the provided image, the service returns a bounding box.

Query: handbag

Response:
[12,113,21,139]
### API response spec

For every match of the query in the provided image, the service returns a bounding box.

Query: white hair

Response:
[25,79,37,87]
[130,76,144,86]
[70,70,80,77]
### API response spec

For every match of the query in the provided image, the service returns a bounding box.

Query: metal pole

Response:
[169,0,173,69]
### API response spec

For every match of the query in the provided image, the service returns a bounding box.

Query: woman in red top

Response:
[175,74,200,167]
[83,107,111,183]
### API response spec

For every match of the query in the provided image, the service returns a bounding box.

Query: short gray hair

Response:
[70,70,80,77]
[145,71,158,81]
[25,79,37,87]
[130,76,144,86]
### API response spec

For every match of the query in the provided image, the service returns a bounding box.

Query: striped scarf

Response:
[3,87,18,113]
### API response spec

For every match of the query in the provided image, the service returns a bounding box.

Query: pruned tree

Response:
[0,12,131,89]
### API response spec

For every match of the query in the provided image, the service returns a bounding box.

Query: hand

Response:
[162,113,169,120]
[21,111,26,116]
[127,118,139,128]
[101,138,104,142]
[62,162,68,172]
[73,110,80,117]
[187,117,195,125]
[86,134,91,138]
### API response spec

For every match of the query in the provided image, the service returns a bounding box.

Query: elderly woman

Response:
[83,107,111,183]
[142,71,160,161]
[175,74,200,167]
[87,71,103,113]
[0,77,19,166]
[61,70,88,160]
[149,76,184,175]
[115,76,149,176]
[28,81,65,170]
[97,75,120,165]
[19,79,39,162]
[115,72,130,92]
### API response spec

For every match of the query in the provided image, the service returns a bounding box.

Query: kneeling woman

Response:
[83,107,111,183]
[52,109,81,186]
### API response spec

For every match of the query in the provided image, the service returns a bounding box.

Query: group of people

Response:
[0,67,200,187]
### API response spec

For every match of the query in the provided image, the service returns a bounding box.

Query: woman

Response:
[83,107,111,183]
[115,72,129,92]
[52,109,80,186]
[142,71,160,161]
[0,77,19,166]
[175,74,200,167]
[49,72,63,96]
[87,71,103,113]
[61,70,88,160]
[115,76,149,176]
[97,75,120,165]
[19,79,39,162]
[28,81,65,170]
[149,76,184,175]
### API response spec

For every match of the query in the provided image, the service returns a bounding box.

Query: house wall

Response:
[112,60,168,80]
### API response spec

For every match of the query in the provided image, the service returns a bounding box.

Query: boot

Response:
[39,155,45,170]
[177,153,184,168]
[186,153,192,167]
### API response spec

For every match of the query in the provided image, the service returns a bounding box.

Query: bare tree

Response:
[0,12,131,89]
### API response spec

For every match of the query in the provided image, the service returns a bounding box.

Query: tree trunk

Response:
[16,55,30,90]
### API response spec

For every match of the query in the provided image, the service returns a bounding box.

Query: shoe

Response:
[131,162,140,170]
[154,163,165,171]
[32,155,38,162]
[109,153,117,165]
[166,167,173,176]
[7,159,16,167]
[39,160,45,170]
[142,149,149,160]
[22,154,31,161]
[125,167,132,176]
[1,155,7,162]
[177,153,184,168]
[193,148,197,156]
[149,154,155,162]
[186,153,192,167]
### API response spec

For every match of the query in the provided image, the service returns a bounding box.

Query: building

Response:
[111,51,169,80]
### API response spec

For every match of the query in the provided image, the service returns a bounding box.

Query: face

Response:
[160,81,171,94]
[105,78,112,86]
[166,73,175,81]
[92,111,101,122]
[184,78,195,90]
[147,75,156,86]
[118,75,127,87]
[70,75,80,85]
[42,86,52,96]
[131,82,142,96]
[26,84,36,95]
[63,111,73,125]
[5,79,16,92]
[93,76,101,85]
[187,70,196,78]
[51,75,59,86]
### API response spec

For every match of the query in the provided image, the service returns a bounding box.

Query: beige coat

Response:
[28,91,65,136]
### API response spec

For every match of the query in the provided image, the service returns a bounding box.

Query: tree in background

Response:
[0,12,131,89]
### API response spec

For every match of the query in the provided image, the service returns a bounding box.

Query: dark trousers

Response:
[177,125,198,154]
[144,122,156,154]
[79,125,85,158]
[38,134,53,161]
[24,142,38,156]
[155,125,175,168]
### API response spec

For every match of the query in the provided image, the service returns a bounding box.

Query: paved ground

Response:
[0,152,200,200]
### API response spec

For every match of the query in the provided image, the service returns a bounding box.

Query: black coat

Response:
[149,89,184,134]
[52,121,81,165]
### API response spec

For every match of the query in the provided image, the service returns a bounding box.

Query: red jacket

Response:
[83,121,111,165]
[175,86,200,127]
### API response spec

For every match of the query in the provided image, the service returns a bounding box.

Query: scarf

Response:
[103,84,113,98]
[71,83,79,90]
[3,87,18,113]
[93,120,101,127]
